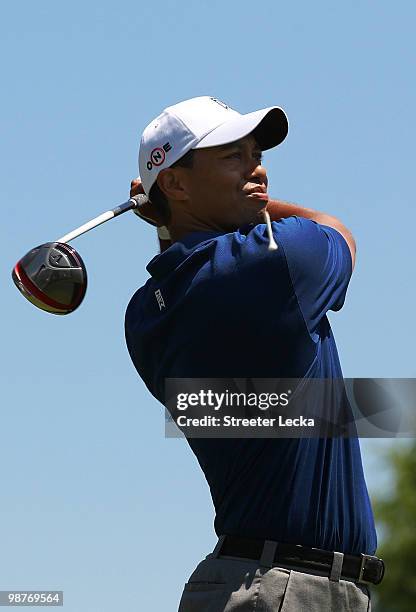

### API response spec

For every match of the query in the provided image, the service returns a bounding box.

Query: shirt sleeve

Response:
[275,216,353,335]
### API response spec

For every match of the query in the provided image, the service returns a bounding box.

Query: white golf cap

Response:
[139,96,288,196]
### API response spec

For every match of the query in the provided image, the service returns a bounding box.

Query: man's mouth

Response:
[244,185,266,194]
[244,187,269,201]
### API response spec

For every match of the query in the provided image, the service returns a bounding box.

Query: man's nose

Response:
[244,159,268,184]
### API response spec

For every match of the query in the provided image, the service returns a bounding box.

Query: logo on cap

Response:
[147,142,172,171]
[150,148,165,166]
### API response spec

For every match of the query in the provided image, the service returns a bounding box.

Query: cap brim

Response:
[193,106,288,151]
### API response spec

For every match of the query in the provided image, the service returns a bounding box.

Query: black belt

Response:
[218,535,385,585]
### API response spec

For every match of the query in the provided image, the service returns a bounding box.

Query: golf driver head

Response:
[12,242,87,315]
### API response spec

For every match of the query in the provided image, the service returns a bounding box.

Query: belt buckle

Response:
[358,554,384,585]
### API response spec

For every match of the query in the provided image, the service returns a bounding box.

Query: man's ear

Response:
[157,168,189,202]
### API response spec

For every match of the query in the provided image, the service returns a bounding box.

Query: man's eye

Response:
[224,151,263,161]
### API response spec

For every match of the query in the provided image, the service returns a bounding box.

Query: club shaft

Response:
[57,199,137,243]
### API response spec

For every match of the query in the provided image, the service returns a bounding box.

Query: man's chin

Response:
[243,197,268,223]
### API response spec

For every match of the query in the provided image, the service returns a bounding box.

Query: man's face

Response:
[182,134,269,231]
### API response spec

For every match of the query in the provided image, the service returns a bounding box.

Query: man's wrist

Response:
[157,226,171,240]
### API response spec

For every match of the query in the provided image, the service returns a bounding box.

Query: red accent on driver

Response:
[14,262,73,311]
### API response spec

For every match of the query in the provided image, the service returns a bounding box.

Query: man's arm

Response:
[266,199,356,271]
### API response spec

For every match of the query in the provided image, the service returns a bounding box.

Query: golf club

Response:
[12,194,148,315]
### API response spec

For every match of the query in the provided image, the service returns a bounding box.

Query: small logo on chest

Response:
[155,289,166,310]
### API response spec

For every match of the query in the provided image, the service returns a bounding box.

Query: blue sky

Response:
[1,2,415,610]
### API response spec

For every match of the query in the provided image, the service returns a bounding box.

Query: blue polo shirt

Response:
[125,216,377,555]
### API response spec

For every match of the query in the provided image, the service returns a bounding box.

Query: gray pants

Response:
[178,537,371,611]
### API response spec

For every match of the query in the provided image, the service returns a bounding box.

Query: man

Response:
[125,96,383,611]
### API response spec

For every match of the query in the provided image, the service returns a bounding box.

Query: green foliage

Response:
[372,441,416,612]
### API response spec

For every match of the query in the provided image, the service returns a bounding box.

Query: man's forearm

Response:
[266,198,357,270]
[266,198,339,225]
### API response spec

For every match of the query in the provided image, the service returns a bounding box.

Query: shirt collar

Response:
[146,230,222,280]
[146,225,255,281]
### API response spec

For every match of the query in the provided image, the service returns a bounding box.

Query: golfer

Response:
[125,96,384,611]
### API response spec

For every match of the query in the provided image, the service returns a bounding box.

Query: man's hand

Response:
[130,178,172,252]
[130,178,165,227]
[130,177,145,198]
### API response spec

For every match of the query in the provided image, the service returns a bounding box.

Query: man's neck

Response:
[169,220,232,243]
